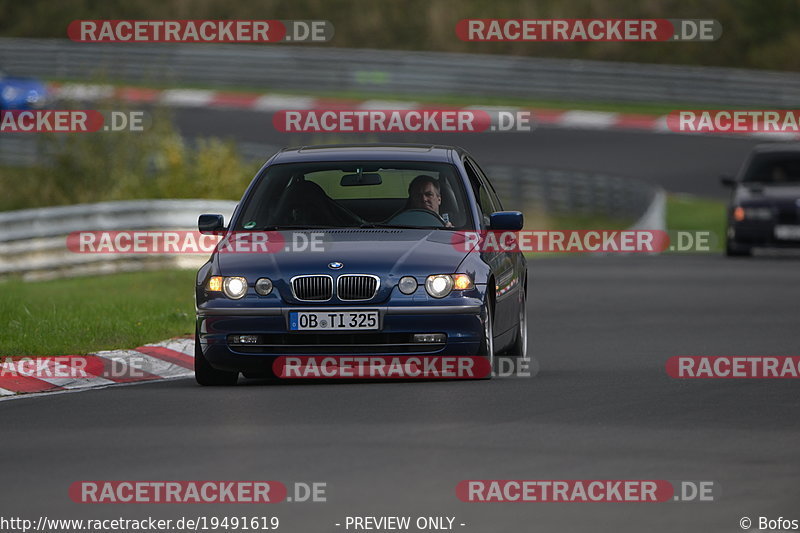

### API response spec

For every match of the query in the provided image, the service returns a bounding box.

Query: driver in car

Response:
[407,175,453,227]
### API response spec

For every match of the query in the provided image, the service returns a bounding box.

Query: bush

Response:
[0,101,261,211]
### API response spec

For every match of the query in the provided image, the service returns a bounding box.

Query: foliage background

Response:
[1,0,798,70]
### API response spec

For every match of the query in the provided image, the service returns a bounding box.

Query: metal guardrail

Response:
[0,199,237,281]
[1,38,800,106]
[0,168,661,281]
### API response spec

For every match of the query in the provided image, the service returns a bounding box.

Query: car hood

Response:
[215,228,469,278]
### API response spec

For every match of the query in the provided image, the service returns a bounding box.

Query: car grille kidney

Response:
[292,275,333,301]
[337,275,379,301]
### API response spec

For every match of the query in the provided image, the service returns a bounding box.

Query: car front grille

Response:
[291,275,333,301]
[337,275,379,301]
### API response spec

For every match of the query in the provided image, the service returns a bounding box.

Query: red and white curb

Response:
[47,82,798,139]
[0,337,194,400]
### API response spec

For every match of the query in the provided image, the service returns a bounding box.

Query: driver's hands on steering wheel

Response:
[411,208,452,227]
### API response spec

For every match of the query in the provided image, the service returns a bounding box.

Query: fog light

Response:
[233,335,259,344]
[413,333,446,343]
[398,276,417,294]
[255,277,273,296]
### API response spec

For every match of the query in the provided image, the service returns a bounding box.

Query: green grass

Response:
[0,270,196,356]
[666,193,727,252]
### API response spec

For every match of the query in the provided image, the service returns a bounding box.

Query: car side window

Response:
[463,158,498,227]
[468,157,504,211]
[463,158,491,226]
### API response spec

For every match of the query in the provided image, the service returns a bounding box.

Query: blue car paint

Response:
[0,71,48,110]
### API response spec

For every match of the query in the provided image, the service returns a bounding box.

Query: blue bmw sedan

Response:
[194,144,527,385]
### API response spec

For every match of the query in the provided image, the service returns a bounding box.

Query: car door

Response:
[463,156,521,339]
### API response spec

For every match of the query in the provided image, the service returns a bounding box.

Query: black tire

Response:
[477,300,495,379]
[194,330,238,386]
[725,238,752,257]
[505,288,528,358]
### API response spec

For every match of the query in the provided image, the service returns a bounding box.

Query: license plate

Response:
[289,310,379,331]
[775,225,800,240]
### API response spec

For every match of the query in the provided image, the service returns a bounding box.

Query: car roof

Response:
[270,143,465,164]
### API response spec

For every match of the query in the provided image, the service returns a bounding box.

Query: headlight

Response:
[425,274,454,298]
[734,206,773,221]
[223,277,248,299]
[206,276,249,299]
[255,277,273,296]
[398,276,418,295]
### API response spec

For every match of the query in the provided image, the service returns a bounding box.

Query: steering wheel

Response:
[386,208,446,227]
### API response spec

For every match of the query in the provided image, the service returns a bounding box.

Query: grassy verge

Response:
[0,270,196,356]
[666,193,727,252]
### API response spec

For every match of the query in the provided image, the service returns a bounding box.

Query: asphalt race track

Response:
[2,254,798,532]
[172,107,762,198]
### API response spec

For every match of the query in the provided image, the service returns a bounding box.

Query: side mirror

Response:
[720,175,736,187]
[198,214,225,234]
[489,211,524,231]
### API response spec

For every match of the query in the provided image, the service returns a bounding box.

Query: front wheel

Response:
[194,330,238,386]
[477,302,495,379]
[725,238,752,257]
[506,289,528,358]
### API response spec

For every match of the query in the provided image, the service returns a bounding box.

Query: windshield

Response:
[236,161,473,230]
[743,153,800,184]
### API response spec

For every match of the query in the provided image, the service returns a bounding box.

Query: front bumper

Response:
[729,221,800,248]
[197,303,486,373]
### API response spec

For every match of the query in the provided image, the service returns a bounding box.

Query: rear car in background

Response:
[0,68,47,110]
[194,144,528,385]
[722,143,800,256]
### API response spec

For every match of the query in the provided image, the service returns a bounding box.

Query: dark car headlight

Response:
[734,206,774,221]
[398,276,418,295]
[255,277,273,296]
